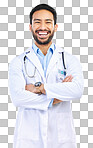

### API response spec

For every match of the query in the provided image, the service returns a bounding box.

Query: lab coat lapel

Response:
[46,45,64,78]
[25,47,45,81]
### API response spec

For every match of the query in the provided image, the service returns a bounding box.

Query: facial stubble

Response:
[31,29,55,45]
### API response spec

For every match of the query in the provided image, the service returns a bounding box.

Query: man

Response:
[9,4,84,148]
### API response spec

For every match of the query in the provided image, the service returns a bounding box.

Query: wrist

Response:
[34,82,42,87]
[34,82,42,94]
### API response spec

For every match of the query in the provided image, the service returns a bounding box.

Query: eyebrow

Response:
[45,19,53,21]
[33,19,53,22]
[33,19,41,21]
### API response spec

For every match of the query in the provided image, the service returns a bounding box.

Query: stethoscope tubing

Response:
[24,55,36,78]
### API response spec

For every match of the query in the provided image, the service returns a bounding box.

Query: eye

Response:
[46,22,51,24]
[35,22,40,24]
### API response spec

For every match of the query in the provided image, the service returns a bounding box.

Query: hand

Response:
[25,83,46,95]
[62,75,73,82]
[53,98,62,105]
[39,84,46,94]
[53,75,73,105]
[25,84,41,94]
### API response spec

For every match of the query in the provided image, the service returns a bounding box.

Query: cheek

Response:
[48,24,55,31]
[48,24,54,28]
[32,24,39,31]
[50,28,55,33]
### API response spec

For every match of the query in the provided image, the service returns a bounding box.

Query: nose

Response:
[40,21,46,30]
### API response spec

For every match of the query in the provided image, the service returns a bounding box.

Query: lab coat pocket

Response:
[19,109,39,141]
[57,112,76,143]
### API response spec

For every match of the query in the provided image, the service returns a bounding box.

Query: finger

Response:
[63,75,73,82]
[68,75,73,81]
[63,76,71,81]
[53,101,62,105]
[69,76,73,82]
[66,76,73,82]
[53,100,62,105]
[36,92,42,95]
[53,99,57,105]
[63,77,70,82]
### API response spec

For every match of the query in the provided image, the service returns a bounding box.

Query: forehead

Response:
[32,9,54,20]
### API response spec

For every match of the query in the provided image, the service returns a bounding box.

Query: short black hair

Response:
[29,4,57,25]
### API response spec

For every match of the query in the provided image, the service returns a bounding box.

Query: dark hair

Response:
[29,4,57,25]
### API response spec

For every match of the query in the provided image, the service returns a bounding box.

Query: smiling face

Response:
[29,9,58,45]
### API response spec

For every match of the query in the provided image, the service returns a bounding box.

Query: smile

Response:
[36,31,50,38]
[39,32,48,35]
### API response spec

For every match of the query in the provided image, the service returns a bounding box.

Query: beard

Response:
[31,29,55,45]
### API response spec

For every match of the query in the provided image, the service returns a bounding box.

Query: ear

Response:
[54,24,58,32]
[29,24,32,32]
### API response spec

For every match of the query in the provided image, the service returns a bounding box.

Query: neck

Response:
[34,41,52,55]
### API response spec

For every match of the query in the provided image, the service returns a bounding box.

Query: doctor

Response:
[9,4,84,148]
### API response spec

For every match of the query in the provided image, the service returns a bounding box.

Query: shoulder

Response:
[64,51,81,70]
[55,44,81,66]
[9,47,32,67]
[64,51,80,64]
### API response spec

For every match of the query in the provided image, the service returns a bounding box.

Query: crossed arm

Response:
[25,75,73,105]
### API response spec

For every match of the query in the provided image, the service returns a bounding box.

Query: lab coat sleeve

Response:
[8,57,51,111]
[44,53,84,101]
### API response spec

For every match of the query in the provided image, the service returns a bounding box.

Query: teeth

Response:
[39,32,47,35]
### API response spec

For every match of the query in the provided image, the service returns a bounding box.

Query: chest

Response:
[22,53,66,84]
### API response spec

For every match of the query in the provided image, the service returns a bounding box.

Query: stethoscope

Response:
[24,51,66,78]
[24,51,36,78]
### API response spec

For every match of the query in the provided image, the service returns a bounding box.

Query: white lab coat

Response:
[9,45,84,148]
